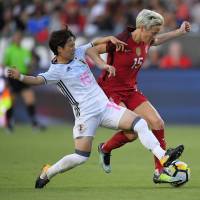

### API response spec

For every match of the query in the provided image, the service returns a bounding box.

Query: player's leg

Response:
[101,102,184,172]
[133,101,175,183]
[98,102,137,173]
[98,129,137,173]
[47,136,93,178]
[5,101,14,132]
[134,101,166,173]
[21,88,45,130]
[35,116,99,189]
[118,108,184,168]
[98,92,141,172]
[101,102,137,153]
[35,136,93,189]
[124,91,168,180]
[5,79,18,132]
[118,92,175,183]
[99,91,145,154]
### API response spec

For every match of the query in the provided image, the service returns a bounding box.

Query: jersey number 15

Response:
[131,57,144,69]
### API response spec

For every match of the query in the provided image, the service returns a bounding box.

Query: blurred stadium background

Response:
[0,0,200,126]
[0,1,200,199]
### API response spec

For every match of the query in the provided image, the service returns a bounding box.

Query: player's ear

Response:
[57,46,63,54]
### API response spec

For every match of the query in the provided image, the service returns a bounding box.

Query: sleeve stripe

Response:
[38,75,47,84]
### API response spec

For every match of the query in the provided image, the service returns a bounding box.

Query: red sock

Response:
[102,131,131,153]
[152,129,166,172]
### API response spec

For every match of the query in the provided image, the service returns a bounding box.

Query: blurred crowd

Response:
[0,0,200,129]
[1,0,200,71]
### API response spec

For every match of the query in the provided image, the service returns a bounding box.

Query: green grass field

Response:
[0,125,199,200]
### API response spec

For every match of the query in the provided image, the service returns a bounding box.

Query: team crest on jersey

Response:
[78,123,86,133]
[136,47,141,56]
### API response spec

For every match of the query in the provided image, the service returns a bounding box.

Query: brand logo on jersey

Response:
[136,47,141,56]
[67,66,72,72]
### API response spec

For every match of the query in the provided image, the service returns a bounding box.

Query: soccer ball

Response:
[166,160,191,187]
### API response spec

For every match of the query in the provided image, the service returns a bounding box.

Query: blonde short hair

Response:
[136,9,164,30]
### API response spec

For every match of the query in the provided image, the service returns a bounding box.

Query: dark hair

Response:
[49,26,75,55]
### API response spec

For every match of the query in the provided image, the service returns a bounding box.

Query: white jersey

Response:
[39,43,109,119]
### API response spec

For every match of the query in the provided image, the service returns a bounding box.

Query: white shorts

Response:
[73,101,126,139]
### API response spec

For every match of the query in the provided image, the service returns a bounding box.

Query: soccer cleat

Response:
[35,164,50,189]
[153,170,182,184]
[160,145,184,167]
[98,143,111,173]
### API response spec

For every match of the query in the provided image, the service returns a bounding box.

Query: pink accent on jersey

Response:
[80,71,92,86]
[106,102,121,110]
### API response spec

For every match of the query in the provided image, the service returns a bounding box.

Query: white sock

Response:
[45,153,88,179]
[133,118,165,159]
[152,145,166,160]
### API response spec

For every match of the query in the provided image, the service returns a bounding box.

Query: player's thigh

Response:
[74,136,93,152]
[21,88,35,104]
[100,101,126,129]
[125,90,147,111]
[134,101,164,128]
[119,101,137,140]
[73,115,100,140]
[118,109,138,130]
[118,102,139,131]
[101,101,138,131]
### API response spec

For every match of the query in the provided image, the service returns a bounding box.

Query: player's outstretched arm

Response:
[152,21,191,46]
[7,68,45,85]
[92,36,127,53]
[86,47,115,77]
[92,36,127,47]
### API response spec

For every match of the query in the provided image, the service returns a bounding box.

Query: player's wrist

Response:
[19,74,24,81]
[177,28,184,36]
[104,64,110,71]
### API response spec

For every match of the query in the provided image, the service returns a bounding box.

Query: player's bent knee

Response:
[74,154,89,165]
[125,132,138,142]
[151,118,165,129]
[132,117,148,132]
[160,119,165,129]
[75,149,90,164]
[131,133,138,141]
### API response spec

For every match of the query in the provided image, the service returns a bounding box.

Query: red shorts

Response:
[103,89,147,111]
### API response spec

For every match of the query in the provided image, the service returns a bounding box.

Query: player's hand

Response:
[179,21,191,34]
[109,36,127,52]
[104,64,116,77]
[7,67,20,80]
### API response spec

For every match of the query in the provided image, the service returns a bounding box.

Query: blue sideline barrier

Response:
[14,69,200,125]
[137,70,200,124]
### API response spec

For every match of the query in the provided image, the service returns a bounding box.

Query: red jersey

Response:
[98,27,150,92]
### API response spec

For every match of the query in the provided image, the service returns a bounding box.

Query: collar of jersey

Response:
[51,57,74,65]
